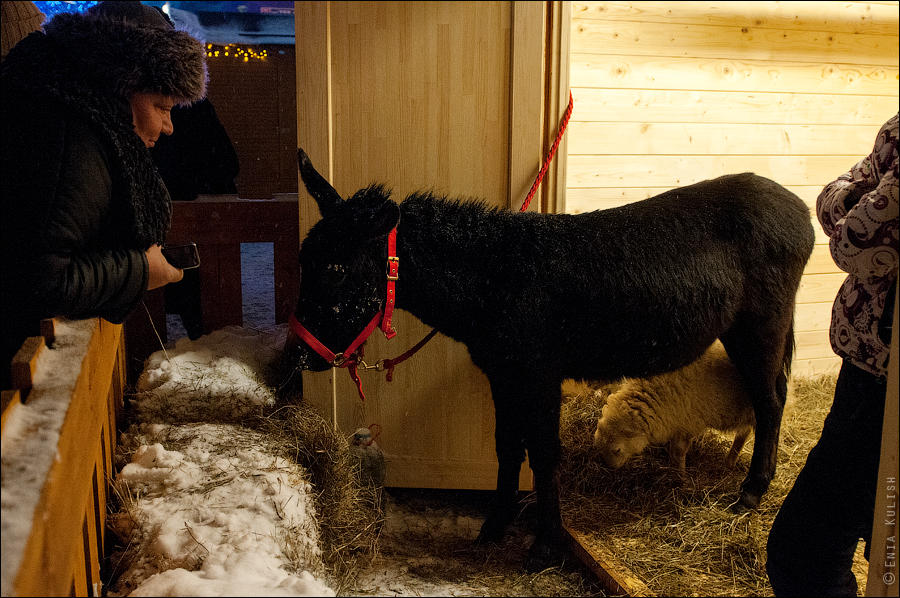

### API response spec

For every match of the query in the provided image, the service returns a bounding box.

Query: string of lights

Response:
[32,2,279,61]
[206,43,268,62]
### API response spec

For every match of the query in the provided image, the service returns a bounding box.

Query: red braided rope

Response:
[519,89,574,212]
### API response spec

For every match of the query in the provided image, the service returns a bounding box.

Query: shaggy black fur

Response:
[285,148,815,569]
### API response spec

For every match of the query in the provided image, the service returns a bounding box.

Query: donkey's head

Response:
[282,148,401,374]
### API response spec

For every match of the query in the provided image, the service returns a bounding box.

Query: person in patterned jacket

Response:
[767,112,898,597]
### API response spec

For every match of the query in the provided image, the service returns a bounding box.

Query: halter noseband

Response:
[288,228,398,400]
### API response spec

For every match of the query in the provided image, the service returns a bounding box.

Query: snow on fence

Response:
[1,318,125,597]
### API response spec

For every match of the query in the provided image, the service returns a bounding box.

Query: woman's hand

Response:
[146,244,184,290]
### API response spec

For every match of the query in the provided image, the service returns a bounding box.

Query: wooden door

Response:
[294,1,569,489]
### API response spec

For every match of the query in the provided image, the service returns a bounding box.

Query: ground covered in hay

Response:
[558,374,870,597]
[127,281,870,597]
[103,325,601,597]
[344,488,601,597]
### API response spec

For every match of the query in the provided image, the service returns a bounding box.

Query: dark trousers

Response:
[164,267,203,340]
[766,360,887,597]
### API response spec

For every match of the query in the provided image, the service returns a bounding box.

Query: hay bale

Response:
[106,423,331,596]
[131,326,284,424]
[254,404,384,593]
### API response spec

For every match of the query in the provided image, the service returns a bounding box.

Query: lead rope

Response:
[519,89,574,213]
[373,90,575,380]
[142,299,172,363]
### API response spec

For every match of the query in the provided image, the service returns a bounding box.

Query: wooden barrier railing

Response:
[124,194,300,381]
[1,318,125,597]
[1,197,299,593]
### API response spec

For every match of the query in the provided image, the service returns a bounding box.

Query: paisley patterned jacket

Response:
[817,113,899,379]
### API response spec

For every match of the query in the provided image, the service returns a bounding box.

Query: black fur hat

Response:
[42,1,207,105]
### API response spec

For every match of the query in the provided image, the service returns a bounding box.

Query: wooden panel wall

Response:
[566,1,899,376]
[206,44,298,199]
[295,1,554,490]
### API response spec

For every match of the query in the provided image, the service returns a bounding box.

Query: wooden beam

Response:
[508,0,546,212]
[543,0,572,215]
[565,524,654,597]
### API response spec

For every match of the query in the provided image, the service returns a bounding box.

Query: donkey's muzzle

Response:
[281,330,330,373]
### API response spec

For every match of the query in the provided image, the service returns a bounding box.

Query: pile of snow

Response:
[108,325,336,597]
[110,423,330,597]
[132,326,286,423]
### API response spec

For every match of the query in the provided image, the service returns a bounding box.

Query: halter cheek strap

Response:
[382,228,398,339]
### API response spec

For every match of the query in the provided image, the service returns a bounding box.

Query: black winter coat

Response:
[2,92,151,328]
[1,11,205,376]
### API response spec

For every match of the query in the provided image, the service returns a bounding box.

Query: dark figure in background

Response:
[151,98,239,203]
[1,1,207,389]
[151,97,240,339]
[766,112,898,596]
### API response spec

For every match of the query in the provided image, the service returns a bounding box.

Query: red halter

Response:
[288,228,398,400]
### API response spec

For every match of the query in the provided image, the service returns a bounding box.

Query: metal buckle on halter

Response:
[386,256,399,281]
[357,358,386,372]
[332,352,349,367]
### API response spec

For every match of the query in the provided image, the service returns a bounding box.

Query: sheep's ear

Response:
[298,147,343,217]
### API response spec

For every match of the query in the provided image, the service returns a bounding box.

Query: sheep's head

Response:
[593,398,649,468]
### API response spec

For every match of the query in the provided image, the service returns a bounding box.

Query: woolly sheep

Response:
[592,341,755,472]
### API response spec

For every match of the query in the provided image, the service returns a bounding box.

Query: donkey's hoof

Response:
[525,539,568,572]
[730,491,760,513]
[475,516,508,544]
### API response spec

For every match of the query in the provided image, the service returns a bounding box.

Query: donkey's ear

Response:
[369,200,401,240]
[298,147,342,216]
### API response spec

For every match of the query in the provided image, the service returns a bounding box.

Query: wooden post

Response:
[866,276,899,597]
[10,336,45,394]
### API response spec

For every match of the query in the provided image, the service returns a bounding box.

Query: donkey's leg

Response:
[721,310,792,509]
[476,380,526,544]
[523,381,568,569]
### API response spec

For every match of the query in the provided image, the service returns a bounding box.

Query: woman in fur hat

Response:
[0,1,208,387]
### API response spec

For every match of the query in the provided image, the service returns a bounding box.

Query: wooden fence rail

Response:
[124,195,300,381]
[2,196,300,594]
[1,318,125,597]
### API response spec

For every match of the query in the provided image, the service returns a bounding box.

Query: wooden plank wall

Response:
[295,1,551,490]
[566,0,899,376]
[206,44,298,199]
